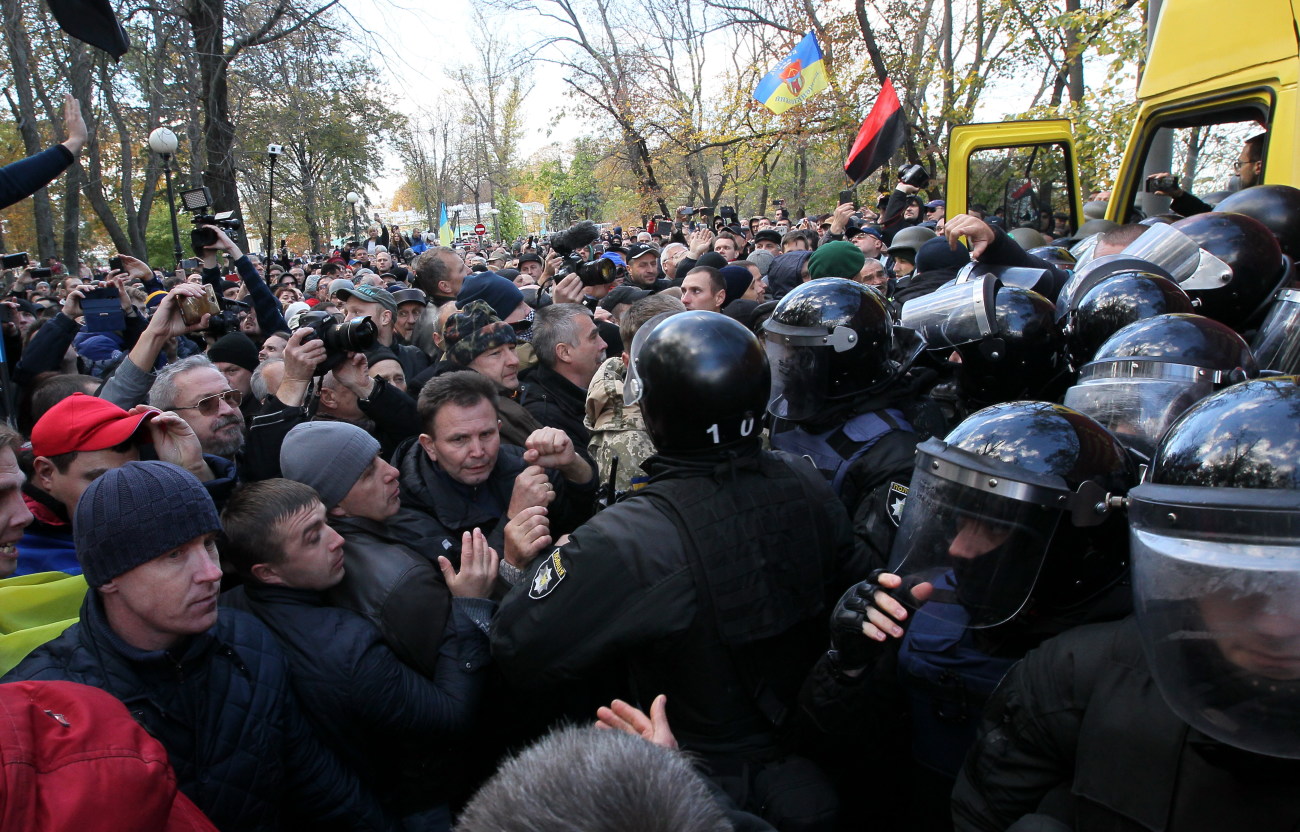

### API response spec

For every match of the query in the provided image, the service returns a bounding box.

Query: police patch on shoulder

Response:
[528,549,568,600]
[887,481,909,528]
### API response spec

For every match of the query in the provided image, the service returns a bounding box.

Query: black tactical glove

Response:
[827,568,893,678]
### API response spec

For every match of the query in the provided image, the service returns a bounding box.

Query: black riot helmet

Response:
[1129,377,1300,759]
[1170,211,1290,332]
[1064,271,1194,367]
[887,401,1136,630]
[1026,245,1076,271]
[1055,254,1174,324]
[1064,313,1257,459]
[626,311,769,454]
[901,274,1067,406]
[1215,184,1300,261]
[763,278,903,421]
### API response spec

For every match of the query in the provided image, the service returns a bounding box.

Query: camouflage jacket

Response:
[584,356,656,495]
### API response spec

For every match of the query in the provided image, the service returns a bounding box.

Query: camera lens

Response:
[578,258,617,287]
[323,317,377,353]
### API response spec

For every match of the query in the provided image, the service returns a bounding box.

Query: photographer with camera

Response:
[11,257,156,406]
[242,324,421,482]
[195,223,288,344]
[1144,134,1266,218]
[878,164,932,244]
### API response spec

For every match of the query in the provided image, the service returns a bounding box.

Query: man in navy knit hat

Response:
[3,461,395,831]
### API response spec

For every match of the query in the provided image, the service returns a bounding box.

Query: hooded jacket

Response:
[390,438,596,567]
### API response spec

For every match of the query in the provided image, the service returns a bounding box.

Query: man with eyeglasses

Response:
[1147,133,1267,216]
[148,356,248,462]
[14,393,234,576]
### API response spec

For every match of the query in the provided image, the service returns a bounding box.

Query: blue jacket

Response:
[0,145,72,211]
[3,591,395,831]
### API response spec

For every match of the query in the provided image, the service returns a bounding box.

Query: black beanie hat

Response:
[207,333,259,373]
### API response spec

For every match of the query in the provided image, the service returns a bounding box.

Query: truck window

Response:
[967,142,1076,236]
[1131,107,1268,220]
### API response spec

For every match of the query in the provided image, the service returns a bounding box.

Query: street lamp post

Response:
[345,191,361,241]
[265,144,284,257]
[488,208,501,244]
[148,127,184,269]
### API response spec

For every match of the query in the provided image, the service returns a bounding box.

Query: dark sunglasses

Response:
[174,389,242,417]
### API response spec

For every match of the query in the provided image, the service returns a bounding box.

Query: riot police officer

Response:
[954,376,1300,831]
[1063,312,1257,458]
[764,278,938,570]
[902,273,1071,425]
[491,311,869,831]
[804,401,1137,832]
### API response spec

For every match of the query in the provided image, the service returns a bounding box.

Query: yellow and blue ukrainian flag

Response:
[753,32,829,115]
[438,203,453,246]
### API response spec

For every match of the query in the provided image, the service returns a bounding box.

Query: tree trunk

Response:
[190,0,248,245]
[1,0,57,262]
[75,65,136,256]
[1065,0,1085,104]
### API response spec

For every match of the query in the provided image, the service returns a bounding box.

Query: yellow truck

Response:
[946,0,1297,229]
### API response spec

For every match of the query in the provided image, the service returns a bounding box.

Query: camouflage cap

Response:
[443,300,517,366]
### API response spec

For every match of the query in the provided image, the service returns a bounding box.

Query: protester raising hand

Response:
[439,527,499,598]
[595,695,677,750]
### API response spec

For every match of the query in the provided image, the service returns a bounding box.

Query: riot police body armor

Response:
[492,311,868,831]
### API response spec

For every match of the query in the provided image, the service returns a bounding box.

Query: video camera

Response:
[180,186,243,254]
[550,220,617,287]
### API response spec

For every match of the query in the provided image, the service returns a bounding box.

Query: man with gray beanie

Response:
[4,461,395,831]
[279,420,457,678]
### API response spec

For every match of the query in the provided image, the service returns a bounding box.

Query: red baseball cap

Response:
[30,393,158,458]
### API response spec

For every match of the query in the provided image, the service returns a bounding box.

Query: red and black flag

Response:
[844,79,907,185]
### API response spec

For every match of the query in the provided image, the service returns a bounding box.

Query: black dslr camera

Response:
[899,164,930,189]
[180,186,244,254]
[550,220,617,287]
[293,310,377,376]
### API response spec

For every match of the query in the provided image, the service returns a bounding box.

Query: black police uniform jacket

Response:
[4,590,394,831]
[491,446,870,757]
[953,617,1300,832]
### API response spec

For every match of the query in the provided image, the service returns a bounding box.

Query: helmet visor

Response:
[1251,287,1300,375]
[1070,233,1101,271]
[764,332,830,420]
[1131,483,1300,758]
[887,457,1063,629]
[900,276,998,351]
[1064,376,1213,459]
[955,261,1054,296]
[625,311,676,406]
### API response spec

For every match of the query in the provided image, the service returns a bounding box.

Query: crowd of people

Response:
[0,105,1298,832]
